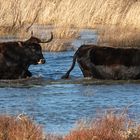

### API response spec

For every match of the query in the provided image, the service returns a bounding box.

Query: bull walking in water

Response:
[0,32,53,79]
[62,45,140,80]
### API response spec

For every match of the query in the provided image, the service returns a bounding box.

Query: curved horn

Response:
[40,32,53,43]
[31,31,34,36]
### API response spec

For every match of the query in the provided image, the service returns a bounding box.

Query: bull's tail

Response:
[61,51,77,79]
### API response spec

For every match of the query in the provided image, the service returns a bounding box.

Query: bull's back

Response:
[76,45,140,79]
[90,47,140,66]
[0,42,19,52]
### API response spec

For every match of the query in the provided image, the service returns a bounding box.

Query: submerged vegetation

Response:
[0,0,139,49]
[1,111,140,140]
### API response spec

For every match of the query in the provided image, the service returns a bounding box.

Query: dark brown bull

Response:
[0,32,53,79]
[62,45,140,80]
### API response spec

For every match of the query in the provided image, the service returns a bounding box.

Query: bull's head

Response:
[19,32,53,65]
[25,43,46,65]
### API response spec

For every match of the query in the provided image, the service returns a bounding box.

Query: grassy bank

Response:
[0,0,140,49]
[1,112,140,140]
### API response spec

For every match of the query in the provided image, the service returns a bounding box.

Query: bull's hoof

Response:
[26,70,32,77]
[61,74,69,79]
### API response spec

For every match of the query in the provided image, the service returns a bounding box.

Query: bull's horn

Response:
[40,32,53,43]
[31,31,34,36]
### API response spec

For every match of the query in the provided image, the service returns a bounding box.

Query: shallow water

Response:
[0,51,140,134]
[0,28,140,134]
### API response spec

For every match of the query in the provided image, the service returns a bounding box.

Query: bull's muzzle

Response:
[37,59,46,64]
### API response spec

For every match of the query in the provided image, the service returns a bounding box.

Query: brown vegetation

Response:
[0,0,139,29]
[64,112,140,140]
[0,114,63,140]
[1,112,140,140]
[0,0,139,49]
[97,25,140,48]
[0,114,44,140]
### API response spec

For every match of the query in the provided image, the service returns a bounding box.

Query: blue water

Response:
[0,51,140,134]
[0,27,140,134]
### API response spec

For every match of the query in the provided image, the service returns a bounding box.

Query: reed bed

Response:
[97,25,140,47]
[0,0,139,29]
[0,0,139,49]
[64,111,140,140]
[0,114,44,140]
[0,114,63,140]
[1,112,140,140]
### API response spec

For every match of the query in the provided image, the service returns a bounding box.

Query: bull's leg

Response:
[79,65,93,77]
[25,70,32,77]
[79,62,103,79]
[78,62,93,77]
[20,70,32,78]
[91,66,104,79]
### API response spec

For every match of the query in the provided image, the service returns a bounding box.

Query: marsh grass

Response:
[0,114,44,140]
[97,25,140,47]
[0,0,139,28]
[41,39,74,52]
[1,112,140,140]
[0,0,139,49]
[64,111,140,140]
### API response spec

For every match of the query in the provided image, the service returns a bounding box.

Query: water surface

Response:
[0,51,140,134]
[0,28,140,134]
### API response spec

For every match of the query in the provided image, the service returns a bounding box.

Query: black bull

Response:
[62,45,140,80]
[0,32,53,79]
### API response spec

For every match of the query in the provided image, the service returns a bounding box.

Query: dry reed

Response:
[1,112,140,140]
[0,0,139,48]
[64,111,140,140]
[0,0,139,28]
[0,114,44,140]
[97,25,140,47]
